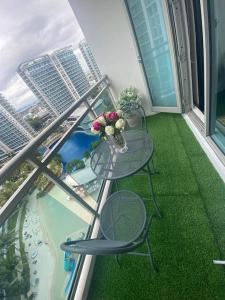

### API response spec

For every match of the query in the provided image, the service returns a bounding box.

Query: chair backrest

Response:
[100,190,147,243]
[60,190,149,256]
[121,102,147,132]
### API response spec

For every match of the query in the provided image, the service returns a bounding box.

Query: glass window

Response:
[208,0,225,153]
[127,0,177,107]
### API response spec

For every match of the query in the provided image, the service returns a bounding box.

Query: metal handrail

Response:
[0,75,107,184]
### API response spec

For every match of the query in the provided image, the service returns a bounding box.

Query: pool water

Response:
[58,131,99,165]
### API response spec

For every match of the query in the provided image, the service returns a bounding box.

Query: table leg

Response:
[150,159,156,174]
[147,163,162,218]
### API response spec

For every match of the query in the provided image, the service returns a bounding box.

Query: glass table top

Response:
[91,130,154,180]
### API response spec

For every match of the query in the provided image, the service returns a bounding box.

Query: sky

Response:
[0,0,84,110]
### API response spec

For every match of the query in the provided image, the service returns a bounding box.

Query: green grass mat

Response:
[88,114,225,300]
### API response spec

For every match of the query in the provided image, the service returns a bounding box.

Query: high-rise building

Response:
[18,46,90,117]
[79,40,102,82]
[0,94,35,160]
[53,47,90,97]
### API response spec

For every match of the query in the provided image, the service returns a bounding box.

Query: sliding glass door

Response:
[126,0,181,112]
[208,0,225,153]
[185,0,205,114]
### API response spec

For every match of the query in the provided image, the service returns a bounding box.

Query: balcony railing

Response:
[0,76,114,300]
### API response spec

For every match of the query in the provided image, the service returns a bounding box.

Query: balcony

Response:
[1,76,225,300]
[2,0,225,298]
[88,113,225,299]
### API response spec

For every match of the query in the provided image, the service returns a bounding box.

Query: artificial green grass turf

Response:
[88,114,225,300]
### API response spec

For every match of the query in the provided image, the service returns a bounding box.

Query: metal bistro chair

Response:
[121,102,148,132]
[60,190,157,271]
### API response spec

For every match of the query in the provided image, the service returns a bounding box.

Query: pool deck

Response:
[48,177,95,224]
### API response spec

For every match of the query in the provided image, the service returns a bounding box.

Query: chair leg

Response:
[150,159,155,174]
[114,179,119,191]
[146,237,158,272]
[146,164,162,218]
[115,254,121,268]
[149,158,160,175]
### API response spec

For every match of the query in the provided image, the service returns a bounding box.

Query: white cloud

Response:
[2,75,37,110]
[0,0,84,109]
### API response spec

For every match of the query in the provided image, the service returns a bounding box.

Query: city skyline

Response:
[18,46,90,116]
[0,0,84,110]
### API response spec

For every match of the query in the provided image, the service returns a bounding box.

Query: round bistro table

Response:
[91,130,161,217]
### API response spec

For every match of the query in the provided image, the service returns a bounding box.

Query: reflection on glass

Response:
[127,0,177,107]
[35,122,72,161]
[0,87,114,299]
[92,89,115,115]
[208,0,225,152]
[0,174,93,299]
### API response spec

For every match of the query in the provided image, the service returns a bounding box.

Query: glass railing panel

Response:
[91,89,115,116]
[46,123,102,206]
[33,121,73,162]
[34,98,97,162]
[0,204,28,299]
[0,80,110,299]
[0,173,94,300]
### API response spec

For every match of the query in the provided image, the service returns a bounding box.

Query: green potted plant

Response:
[117,87,141,128]
[117,87,140,110]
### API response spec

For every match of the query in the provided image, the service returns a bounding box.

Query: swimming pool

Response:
[58,131,99,165]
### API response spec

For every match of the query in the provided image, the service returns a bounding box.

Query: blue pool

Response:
[58,131,99,165]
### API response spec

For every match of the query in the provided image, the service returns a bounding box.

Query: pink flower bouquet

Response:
[91,110,125,137]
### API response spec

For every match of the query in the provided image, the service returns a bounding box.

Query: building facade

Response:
[18,47,90,117]
[79,39,102,82]
[53,46,90,96]
[0,94,35,160]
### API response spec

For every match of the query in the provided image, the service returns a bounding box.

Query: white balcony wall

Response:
[69,0,152,115]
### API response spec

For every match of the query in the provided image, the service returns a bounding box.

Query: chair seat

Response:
[61,239,133,255]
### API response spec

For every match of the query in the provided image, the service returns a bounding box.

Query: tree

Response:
[90,86,100,99]
[83,150,91,161]
[49,155,62,176]
[0,162,33,208]
[35,155,62,192]
[66,159,85,173]
[53,154,62,164]
[0,232,18,250]
[90,140,101,151]
[0,237,20,297]
[26,117,42,131]
[35,174,49,192]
